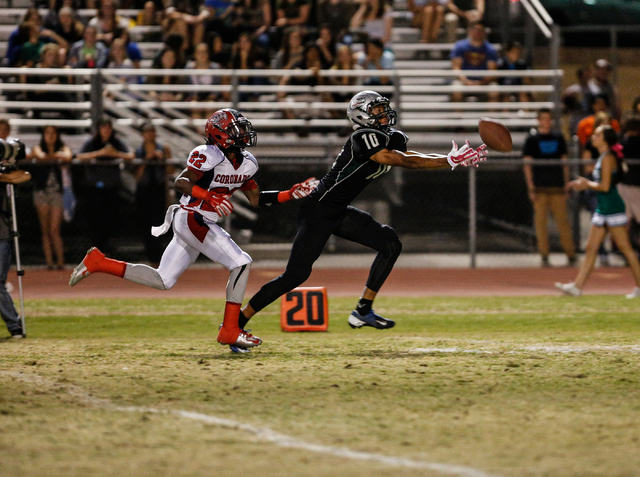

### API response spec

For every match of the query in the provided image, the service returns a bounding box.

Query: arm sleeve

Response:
[352,129,389,157]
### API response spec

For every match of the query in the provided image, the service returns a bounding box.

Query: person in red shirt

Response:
[577,94,620,147]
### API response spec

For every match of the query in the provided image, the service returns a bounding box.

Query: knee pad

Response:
[381,226,402,258]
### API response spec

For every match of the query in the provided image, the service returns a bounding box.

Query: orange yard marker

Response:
[280,287,328,332]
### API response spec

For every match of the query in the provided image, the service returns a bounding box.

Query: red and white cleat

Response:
[217,326,262,349]
[69,247,104,287]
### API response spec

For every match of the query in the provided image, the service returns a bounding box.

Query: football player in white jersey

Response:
[69,109,318,352]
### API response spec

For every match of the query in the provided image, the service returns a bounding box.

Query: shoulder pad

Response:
[242,150,259,170]
[386,128,409,152]
[186,144,224,171]
[351,128,389,157]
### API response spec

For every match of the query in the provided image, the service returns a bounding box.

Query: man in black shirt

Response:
[75,118,134,254]
[238,90,487,334]
[523,109,576,267]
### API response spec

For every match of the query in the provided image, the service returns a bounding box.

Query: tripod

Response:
[7,183,25,335]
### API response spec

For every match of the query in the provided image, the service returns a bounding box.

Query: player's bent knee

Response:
[381,226,402,258]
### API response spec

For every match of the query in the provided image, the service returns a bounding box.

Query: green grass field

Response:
[1,296,640,477]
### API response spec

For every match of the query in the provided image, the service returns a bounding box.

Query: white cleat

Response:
[555,282,582,297]
[69,261,90,287]
[625,287,640,299]
[69,247,102,286]
[234,330,262,348]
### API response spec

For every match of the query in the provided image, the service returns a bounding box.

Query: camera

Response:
[0,138,26,172]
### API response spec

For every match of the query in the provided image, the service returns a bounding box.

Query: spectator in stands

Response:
[276,0,312,33]
[407,0,447,44]
[202,0,237,45]
[134,122,171,263]
[208,32,232,68]
[316,0,358,42]
[272,26,305,69]
[617,117,640,253]
[152,33,187,69]
[444,0,484,43]
[588,59,621,121]
[112,28,142,68]
[186,43,222,118]
[496,41,531,103]
[450,22,498,103]
[523,109,576,267]
[52,7,84,58]
[75,118,134,254]
[148,48,188,102]
[355,37,394,88]
[230,32,270,102]
[136,1,164,41]
[105,37,137,85]
[89,0,132,46]
[577,94,621,148]
[24,44,75,120]
[316,25,336,69]
[227,0,273,50]
[28,126,73,270]
[278,42,326,116]
[563,66,593,137]
[329,44,363,116]
[6,9,44,66]
[557,125,640,298]
[20,22,68,67]
[350,0,393,47]
[67,25,108,68]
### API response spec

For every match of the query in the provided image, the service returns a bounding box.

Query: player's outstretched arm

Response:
[371,141,487,170]
[247,177,320,207]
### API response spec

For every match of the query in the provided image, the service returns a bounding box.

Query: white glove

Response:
[447,140,487,170]
[290,177,320,199]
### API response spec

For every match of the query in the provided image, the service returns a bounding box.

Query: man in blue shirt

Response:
[450,22,498,102]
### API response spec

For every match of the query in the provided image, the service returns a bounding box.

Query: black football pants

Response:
[248,200,402,313]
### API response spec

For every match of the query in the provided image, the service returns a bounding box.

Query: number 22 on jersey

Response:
[189,151,206,168]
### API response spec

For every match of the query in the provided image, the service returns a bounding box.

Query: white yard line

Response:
[4,371,500,477]
[409,345,640,354]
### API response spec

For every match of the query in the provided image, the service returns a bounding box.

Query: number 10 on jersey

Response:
[280,287,329,332]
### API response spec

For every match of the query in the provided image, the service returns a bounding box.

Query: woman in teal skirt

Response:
[556,125,640,298]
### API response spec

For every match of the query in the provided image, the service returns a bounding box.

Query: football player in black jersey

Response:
[238,90,487,333]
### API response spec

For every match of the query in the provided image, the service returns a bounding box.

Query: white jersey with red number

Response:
[180,144,258,222]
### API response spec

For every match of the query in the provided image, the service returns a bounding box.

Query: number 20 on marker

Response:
[280,287,329,332]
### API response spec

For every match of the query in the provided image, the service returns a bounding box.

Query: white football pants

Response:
[123,208,252,302]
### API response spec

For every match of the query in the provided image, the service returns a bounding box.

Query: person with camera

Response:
[0,121,27,338]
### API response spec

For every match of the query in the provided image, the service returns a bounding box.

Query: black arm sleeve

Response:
[258,190,281,207]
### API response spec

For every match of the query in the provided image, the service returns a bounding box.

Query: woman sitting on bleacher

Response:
[186,43,222,119]
[147,48,187,102]
[328,44,363,117]
[349,0,393,47]
[88,0,132,46]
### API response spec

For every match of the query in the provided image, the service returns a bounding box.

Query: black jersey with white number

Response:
[309,127,408,211]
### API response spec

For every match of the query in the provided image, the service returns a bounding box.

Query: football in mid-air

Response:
[478,118,513,152]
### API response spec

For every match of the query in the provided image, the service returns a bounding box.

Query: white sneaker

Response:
[626,287,640,299]
[555,282,582,297]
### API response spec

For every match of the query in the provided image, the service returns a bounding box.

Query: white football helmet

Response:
[347,90,397,130]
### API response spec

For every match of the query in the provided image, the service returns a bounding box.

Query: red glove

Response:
[278,177,320,202]
[192,186,234,216]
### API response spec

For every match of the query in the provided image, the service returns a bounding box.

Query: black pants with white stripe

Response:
[248,199,402,313]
